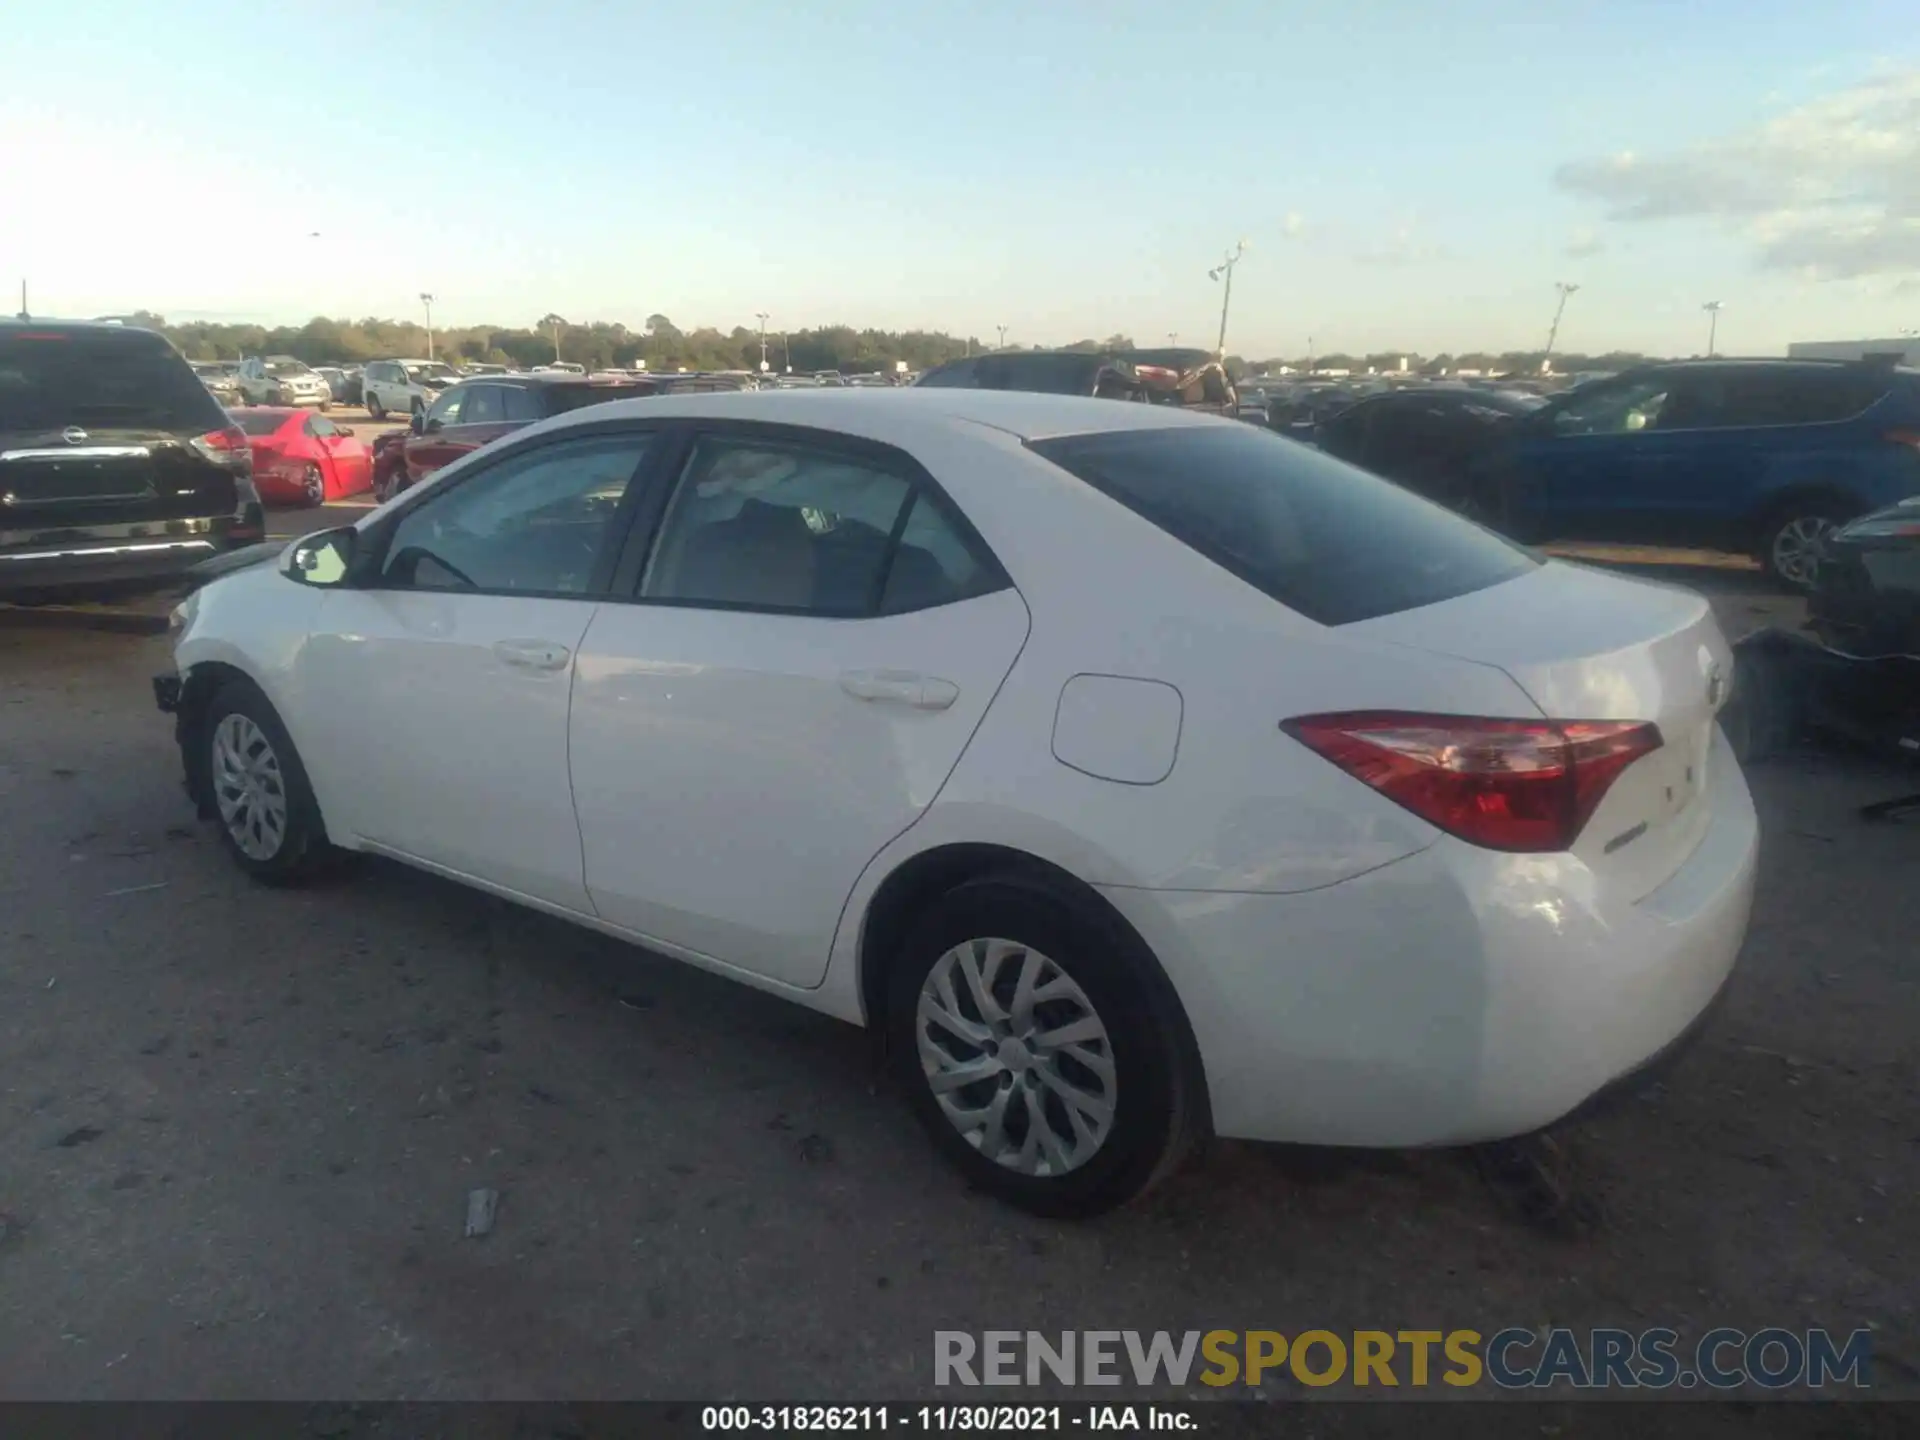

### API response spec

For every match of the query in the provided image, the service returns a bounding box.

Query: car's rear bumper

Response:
[1100,725,1759,1148]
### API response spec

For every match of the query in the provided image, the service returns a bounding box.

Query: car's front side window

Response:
[425,388,465,428]
[379,431,654,596]
[1548,376,1672,435]
[461,385,503,425]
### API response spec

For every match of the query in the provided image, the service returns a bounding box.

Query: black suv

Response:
[1,321,265,595]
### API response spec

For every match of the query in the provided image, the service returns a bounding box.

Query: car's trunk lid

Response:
[1345,560,1734,899]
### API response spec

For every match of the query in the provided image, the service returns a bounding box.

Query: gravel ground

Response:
[1,572,1916,1409]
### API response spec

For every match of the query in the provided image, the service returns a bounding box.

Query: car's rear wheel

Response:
[301,463,325,506]
[886,877,1199,1217]
[203,679,335,885]
[1759,503,1845,589]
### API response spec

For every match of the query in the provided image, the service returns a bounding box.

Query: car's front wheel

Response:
[1760,503,1846,589]
[203,679,335,885]
[887,876,1200,1217]
[367,393,386,421]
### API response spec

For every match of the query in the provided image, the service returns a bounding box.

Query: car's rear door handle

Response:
[838,669,959,711]
[492,638,572,672]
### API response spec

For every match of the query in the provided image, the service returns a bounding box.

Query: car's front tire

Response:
[886,876,1199,1218]
[202,679,335,885]
[367,394,386,421]
[1759,502,1846,590]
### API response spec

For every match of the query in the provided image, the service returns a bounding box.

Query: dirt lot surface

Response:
[1,566,1916,1416]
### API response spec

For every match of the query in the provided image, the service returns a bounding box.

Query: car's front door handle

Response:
[492,638,572,672]
[838,669,959,711]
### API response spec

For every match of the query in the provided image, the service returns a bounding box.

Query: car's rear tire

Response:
[319,399,332,413]
[886,876,1199,1218]
[1759,501,1846,590]
[301,463,325,506]
[202,679,336,886]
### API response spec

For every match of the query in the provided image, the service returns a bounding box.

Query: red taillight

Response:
[1884,429,1920,456]
[1282,711,1664,853]
[190,424,253,473]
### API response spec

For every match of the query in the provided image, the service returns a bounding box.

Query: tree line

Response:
[122,312,993,375]
[109,309,1663,379]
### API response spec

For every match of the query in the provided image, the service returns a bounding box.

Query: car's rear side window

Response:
[0,333,226,434]
[1030,424,1537,625]
[1663,368,1891,429]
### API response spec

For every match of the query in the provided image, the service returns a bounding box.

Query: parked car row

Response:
[925,349,1920,590]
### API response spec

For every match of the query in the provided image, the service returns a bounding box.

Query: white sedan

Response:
[158,389,1758,1216]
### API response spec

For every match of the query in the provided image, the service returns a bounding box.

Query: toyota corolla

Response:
[156,389,1758,1216]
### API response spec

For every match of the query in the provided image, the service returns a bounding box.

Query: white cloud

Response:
[1554,69,1920,279]
[1565,228,1606,260]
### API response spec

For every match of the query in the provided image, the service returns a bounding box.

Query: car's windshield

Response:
[405,363,458,382]
[265,358,311,377]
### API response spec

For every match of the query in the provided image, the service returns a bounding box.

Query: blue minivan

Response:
[1467,359,1920,586]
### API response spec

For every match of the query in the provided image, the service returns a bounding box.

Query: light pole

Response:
[419,293,436,362]
[1703,300,1723,357]
[1543,282,1580,371]
[756,312,770,372]
[1209,239,1249,357]
[996,325,1008,349]
[1167,331,1178,346]
[780,331,791,373]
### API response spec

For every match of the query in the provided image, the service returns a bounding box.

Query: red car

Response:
[228,407,373,506]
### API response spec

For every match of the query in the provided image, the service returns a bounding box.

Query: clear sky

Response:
[4,0,1916,357]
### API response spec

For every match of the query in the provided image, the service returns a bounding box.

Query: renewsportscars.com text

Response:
[934,1328,1874,1391]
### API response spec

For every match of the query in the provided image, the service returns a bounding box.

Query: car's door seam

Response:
[813,586,1036,991]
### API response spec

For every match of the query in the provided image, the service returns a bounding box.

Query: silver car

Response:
[236,355,332,409]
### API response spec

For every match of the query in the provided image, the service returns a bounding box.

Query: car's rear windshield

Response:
[0,331,227,434]
[231,411,288,436]
[1029,424,1537,625]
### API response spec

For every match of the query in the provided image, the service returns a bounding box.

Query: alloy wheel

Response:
[211,713,289,861]
[1770,515,1835,588]
[302,464,325,505]
[914,937,1117,1177]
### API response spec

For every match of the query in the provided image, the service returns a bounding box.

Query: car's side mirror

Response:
[423,416,443,435]
[281,526,358,588]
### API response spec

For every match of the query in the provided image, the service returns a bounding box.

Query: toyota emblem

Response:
[61,426,88,445]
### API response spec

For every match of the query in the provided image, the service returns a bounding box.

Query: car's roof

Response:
[542,385,1224,444]
[1640,356,1920,377]
[458,370,653,387]
[0,318,169,343]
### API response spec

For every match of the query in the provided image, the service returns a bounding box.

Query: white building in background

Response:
[1787,337,1919,364]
